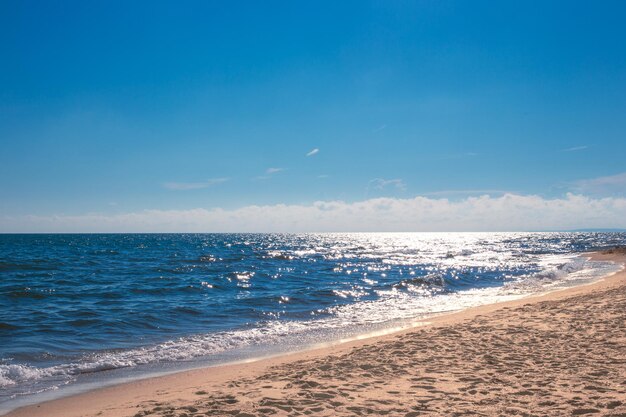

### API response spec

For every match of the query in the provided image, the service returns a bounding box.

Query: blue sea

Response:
[1,232,625,413]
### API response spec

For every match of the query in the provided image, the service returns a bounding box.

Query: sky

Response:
[1,1,626,232]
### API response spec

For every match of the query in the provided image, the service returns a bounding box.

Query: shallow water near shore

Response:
[1,232,625,413]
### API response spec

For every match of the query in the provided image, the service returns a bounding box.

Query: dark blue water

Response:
[1,232,625,412]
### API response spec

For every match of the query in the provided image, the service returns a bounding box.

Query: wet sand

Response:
[6,251,626,417]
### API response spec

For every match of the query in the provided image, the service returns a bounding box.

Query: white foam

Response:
[0,364,62,387]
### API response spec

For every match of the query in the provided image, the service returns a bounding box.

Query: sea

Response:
[1,232,625,413]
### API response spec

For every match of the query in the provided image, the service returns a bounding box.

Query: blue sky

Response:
[1,1,626,231]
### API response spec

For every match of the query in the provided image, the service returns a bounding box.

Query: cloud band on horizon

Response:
[3,193,625,233]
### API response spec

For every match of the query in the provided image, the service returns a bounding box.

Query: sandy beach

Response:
[6,250,626,417]
[4,1,626,414]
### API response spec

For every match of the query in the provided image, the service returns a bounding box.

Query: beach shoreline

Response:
[5,250,626,417]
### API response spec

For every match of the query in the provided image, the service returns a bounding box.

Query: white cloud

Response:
[4,193,626,233]
[306,148,319,157]
[253,168,285,180]
[571,172,626,196]
[163,178,228,190]
[369,178,406,191]
[563,145,588,152]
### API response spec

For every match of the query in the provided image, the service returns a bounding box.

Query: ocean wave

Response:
[2,256,618,393]
[0,322,19,330]
[393,273,446,290]
[0,364,62,387]
[0,325,286,389]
